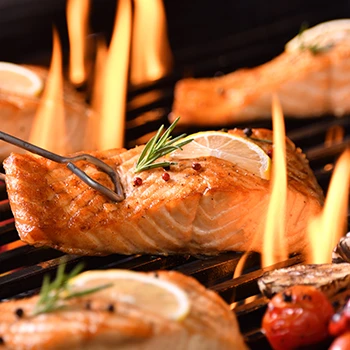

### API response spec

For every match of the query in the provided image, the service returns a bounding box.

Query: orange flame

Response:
[67,0,90,85]
[29,29,66,154]
[130,0,173,85]
[84,38,108,150]
[262,96,288,267]
[307,149,350,264]
[96,0,132,150]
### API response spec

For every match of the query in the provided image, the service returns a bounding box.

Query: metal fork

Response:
[0,131,125,202]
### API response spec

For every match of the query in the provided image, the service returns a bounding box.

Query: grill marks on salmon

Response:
[171,40,350,126]
[3,129,324,256]
[0,270,247,350]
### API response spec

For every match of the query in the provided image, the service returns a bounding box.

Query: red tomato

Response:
[329,332,350,350]
[329,299,350,337]
[262,285,334,350]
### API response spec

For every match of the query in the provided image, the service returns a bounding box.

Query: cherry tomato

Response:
[329,299,350,337]
[329,332,350,350]
[262,285,334,350]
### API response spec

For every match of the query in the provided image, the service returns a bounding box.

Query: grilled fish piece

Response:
[3,128,324,256]
[0,65,91,161]
[0,270,247,350]
[171,20,350,126]
[258,263,350,299]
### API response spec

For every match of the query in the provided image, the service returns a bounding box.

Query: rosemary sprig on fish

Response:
[32,263,112,316]
[135,117,193,173]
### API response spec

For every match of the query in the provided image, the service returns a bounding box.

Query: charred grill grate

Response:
[1,18,350,349]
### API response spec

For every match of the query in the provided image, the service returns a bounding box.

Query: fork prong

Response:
[67,163,124,202]
[0,130,125,202]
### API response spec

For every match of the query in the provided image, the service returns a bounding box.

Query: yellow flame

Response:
[29,29,66,154]
[97,0,132,150]
[83,38,108,150]
[262,96,288,267]
[307,149,350,264]
[130,0,173,85]
[67,0,90,85]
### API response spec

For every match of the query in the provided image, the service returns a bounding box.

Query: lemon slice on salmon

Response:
[171,131,271,180]
[68,269,190,321]
[0,62,43,96]
[286,19,350,53]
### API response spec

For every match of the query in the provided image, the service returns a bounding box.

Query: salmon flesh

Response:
[0,270,247,350]
[3,128,324,256]
[171,35,350,126]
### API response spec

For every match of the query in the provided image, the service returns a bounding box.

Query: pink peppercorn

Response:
[162,172,170,181]
[192,162,201,171]
[133,177,143,186]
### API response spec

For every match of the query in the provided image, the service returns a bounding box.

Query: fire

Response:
[97,0,132,150]
[28,0,173,153]
[93,0,173,149]
[29,29,66,155]
[262,96,288,267]
[306,149,350,264]
[85,39,108,150]
[130,0,173,85]
[67,0,90,85]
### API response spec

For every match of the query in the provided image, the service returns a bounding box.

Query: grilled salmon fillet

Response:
[171,21,350,126]
[0,270,247,350]
[3,128,324,256]
[0,65,90,160]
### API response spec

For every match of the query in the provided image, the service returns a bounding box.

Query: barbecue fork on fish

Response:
[0,130,124,202]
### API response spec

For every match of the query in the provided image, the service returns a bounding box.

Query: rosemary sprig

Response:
[135,117,193,173]
[32,263,112,316]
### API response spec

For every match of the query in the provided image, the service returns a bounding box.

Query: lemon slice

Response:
[0,62,43,96]
[68,269,190,321]
[171,131,271,180]
[285,19,350,53]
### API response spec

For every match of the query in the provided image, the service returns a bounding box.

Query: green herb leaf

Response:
[135,117,193,173]
[32,262,112,316]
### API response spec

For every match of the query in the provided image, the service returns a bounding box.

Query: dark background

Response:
[0,0,350,73]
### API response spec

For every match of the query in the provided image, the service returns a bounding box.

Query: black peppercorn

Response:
[243,128,253,137]
[107,304,115,313]
[85,301,91,310]
[15,308,24,318]
[282,291,293,302]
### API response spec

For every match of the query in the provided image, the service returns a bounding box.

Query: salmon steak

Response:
[3,128,323,256]
[0,65,91,161]
[0,270,247,349]
[171,19,350,126]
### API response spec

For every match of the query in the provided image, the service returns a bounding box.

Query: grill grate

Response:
[1,20,350,349]
[0,114,349,348]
